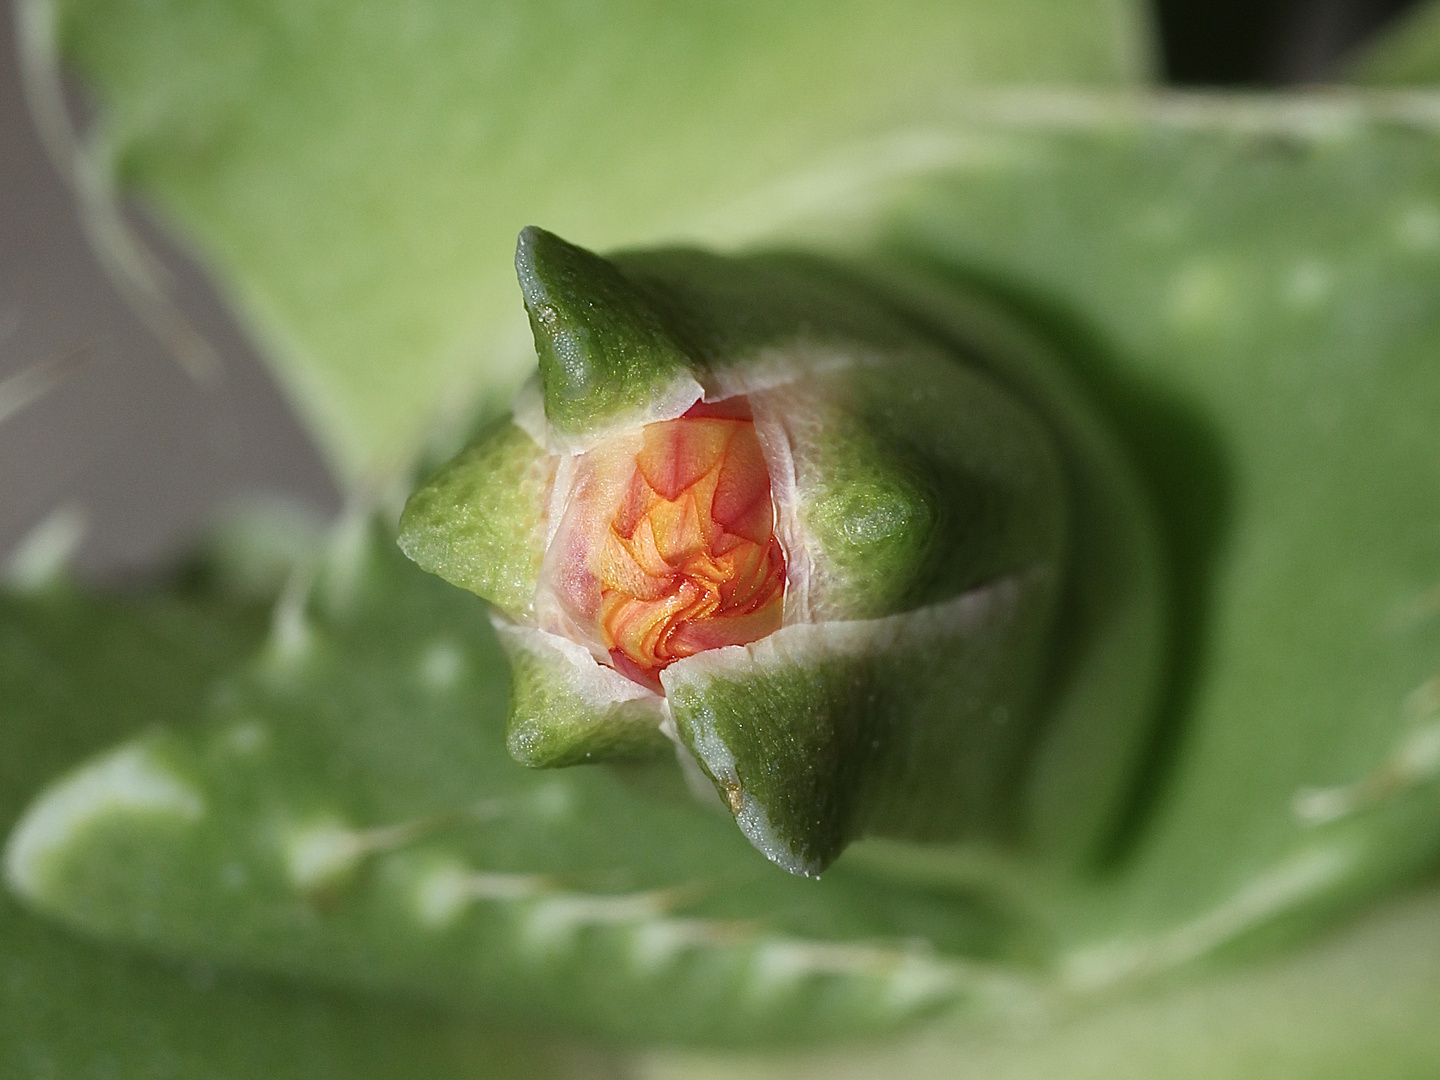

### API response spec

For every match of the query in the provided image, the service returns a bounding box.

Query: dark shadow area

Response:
[1158,0,1425,84]
[879,255,1235,870]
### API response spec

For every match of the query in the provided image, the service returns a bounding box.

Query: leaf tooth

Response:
[4,743,204,903]
[281,813,448,895]
[410,860,553,930]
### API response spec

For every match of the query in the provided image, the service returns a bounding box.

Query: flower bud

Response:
[401,228,1162,876]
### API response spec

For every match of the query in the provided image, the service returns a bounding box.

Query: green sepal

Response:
[398,419,553,617]
[517,227,702,444]
[761,358,1066,623]
[495,620,672,767]
[854,269,1170,866]
[664,570,1058,876]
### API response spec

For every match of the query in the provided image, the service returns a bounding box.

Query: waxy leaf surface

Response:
[43,0,1151,485]
[0,582,561,1079]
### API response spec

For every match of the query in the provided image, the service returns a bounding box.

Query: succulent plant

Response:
[9,0,1440,1076]
[399,227,1163,877]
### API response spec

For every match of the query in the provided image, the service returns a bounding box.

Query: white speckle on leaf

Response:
[521,891,671,956]
[263,593,314,673]
[1405,675,1440,723]
[1294,678,1440,825]
[418,639,465,691]
[413,862,472,928]
[1397,723,1440,776]
[1165,260,1236,332]
[744,938,960,1010]
[528,781,573,821]
[628,920,690,972]
[4,744,203,900]
[749,942,812,996]
[260,562,318,677]
[1282,260,1333,309]
[883,958,962,1014]
[284,819,363,892]
[412,862,548,929]
[1394,204,1440,253]
[628,918,728,972]
[218,720,269,757]
[284,814,442,893]
[320,508,372,608]
[1291,786,1355,825]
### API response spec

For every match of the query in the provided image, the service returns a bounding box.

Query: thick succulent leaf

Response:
[809,95,1440,953]
[5,523,1028,1048]
[1347,0,1440,83]
[25,0,1440,1065]
[19,92,1440,1065]
[642,878,1440,1080]
[42,0,1152,486]
[0,584,560,1079]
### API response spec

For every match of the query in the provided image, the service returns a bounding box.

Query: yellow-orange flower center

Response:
[577,403,785,688]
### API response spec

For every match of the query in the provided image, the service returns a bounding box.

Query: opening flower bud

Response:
[544,402,786,689]
[400,228,1166,878]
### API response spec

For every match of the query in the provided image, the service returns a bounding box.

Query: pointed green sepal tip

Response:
[495,621,672,767]
[398,420,552,616]
[664,571,1057,876]
[514,227,700,441]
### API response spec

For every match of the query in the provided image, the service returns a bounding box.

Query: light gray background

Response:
[0,9,338,582]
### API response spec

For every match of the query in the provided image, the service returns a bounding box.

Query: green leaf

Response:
[6,522,1027,1047]
[41,0,1153,486]
[0,582,563,1079]
[399,420,554,616]
[819,94,1440,949]
[25,0,1440,1067]
[20,88,1440,1066]
[496,621,673,768]
[643,878,1440,1080]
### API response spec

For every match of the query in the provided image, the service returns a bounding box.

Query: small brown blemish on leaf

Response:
[721,780,745,816]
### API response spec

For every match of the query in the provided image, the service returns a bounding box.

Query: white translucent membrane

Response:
[511,371,706,456]
[491,617,666,714]
[531,430,645,666]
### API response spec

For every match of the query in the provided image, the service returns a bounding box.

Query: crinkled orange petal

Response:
[567,407,785,687]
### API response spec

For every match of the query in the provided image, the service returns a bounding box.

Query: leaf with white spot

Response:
[0,580,567,1079]
[816,99,1440,956]
[6,522,1023,1046]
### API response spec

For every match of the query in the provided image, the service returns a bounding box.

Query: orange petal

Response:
[635,418,728,500]
[711,426,773,545]
[557,405,786,686]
